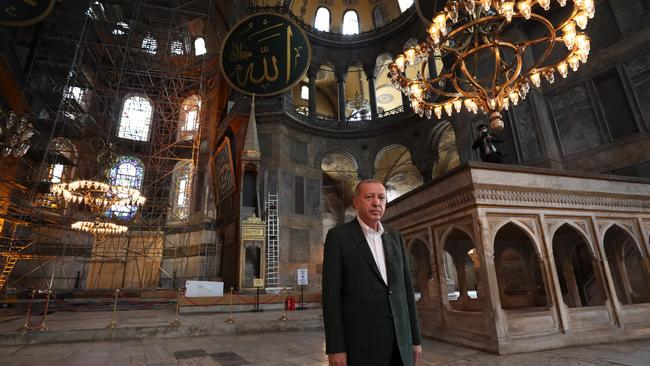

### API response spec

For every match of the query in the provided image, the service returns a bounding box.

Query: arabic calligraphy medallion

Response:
[221,13,311,96]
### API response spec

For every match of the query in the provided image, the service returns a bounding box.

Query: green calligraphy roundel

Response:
[220,13,311,96]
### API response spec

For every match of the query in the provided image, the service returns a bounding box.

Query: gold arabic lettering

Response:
[235,56,279,86]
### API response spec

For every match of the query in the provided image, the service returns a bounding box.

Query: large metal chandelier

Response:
[50,180,146,216]
[389,0,595,130]
[0,108,35,158]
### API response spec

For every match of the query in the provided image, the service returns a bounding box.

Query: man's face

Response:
[353,182,387,228]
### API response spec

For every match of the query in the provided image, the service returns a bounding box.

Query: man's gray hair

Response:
[354,179,385,197]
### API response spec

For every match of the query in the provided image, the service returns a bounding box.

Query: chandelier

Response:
[346,90,370,112]
[0,108,35,157]
[50,179,146,216]
[389,0,595,130]
[71,220,128,236]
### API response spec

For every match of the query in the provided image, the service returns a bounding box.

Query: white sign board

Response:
[185,280,224,297]
[297,268,308,286]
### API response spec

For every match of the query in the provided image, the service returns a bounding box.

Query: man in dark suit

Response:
[322,180,422,366]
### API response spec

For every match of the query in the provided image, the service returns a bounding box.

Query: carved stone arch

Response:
[439,224,476,250]
[406,234,432,254]
[315,148,360,171]
[599,222,642,253]
[548,221,595,257]
[490,218,542,258]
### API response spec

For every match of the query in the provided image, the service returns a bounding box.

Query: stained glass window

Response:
[118,95,153,141]
[142,33,157,54]
[170,40,184,55]
[171,160,193,220]
[108,156,144,219]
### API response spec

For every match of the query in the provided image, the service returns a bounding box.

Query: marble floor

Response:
[1,330,649,366]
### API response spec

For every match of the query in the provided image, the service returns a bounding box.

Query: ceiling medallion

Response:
[389,0,594,130]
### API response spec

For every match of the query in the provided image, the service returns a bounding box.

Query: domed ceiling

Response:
[287,0,415,34]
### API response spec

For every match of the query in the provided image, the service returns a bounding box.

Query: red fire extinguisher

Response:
[288,296,296,311]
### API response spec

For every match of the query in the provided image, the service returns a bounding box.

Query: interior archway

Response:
[409,239,432,306]
[494,223,549,309]
[604,225,650,305]
[443,228,482,311]
[552,224,606,308]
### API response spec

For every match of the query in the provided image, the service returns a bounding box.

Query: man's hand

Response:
[328,352,347,366]
[413,345,423,364]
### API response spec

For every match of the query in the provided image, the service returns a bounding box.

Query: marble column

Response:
[363,64,378,119]
[308,65,318,122]
[336,69,347,124]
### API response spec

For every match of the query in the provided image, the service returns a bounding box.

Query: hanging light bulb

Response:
[557,61,569,78]
[425,107,433,119]
[557,0,567,6]
[449,3,460,23]
[404,48,416,66]
[530,71,541,87]
[563,22,576,49]
[509,90,519,105]
[574,11,588,29]
[582,0,595,18]
[463,0,476,13]
[538,0,551,10]
[444,102,453,116]
[434,13,447,36]
[501,2,515,22]
[480,0,491,11]
[453,99,463,113]
[517,1,532,20]
[544,70,556,84]
[568,54,580,71]
[428,24,440,45]
[434,105,443,119]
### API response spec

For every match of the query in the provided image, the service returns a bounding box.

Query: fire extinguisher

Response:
[288,296,296,311]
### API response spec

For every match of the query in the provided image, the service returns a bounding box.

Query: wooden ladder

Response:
[0,256,19,291]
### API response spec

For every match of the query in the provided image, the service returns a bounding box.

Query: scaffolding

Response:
[265,192,279,289]
[0,0,217,292]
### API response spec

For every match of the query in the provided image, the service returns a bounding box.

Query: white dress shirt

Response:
[357,216,388,285]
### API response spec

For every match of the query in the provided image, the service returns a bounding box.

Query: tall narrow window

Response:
[194,37,207,56]
[171,160,193,220]
[342,10,360,35]
[109,156,144,219]
[178,95,201,140]
[141,33,157,54]
[118,95,153,141]
[373,6,385,28]
[398,0,414,12]
[314,7,330,32]
[593,68,638,140]
[47,138,76,183]
[170,40,184,55]
[63,86,88,110]
[300,85,309,100]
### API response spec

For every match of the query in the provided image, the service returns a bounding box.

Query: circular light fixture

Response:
[389,0,595,130]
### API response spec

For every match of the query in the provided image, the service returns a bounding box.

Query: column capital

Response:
[334,68,347,83]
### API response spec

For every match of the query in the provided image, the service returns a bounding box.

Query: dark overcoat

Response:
[322,219,421,366]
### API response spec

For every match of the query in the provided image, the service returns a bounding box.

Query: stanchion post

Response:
[299,285,305,310]
[169,288,182,327]
[279,287,288,321]
[106,288,120,329]
[225,287,234,324]
[18,289,36,332]
[37,290,51,331]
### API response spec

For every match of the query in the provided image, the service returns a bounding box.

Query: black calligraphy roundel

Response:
[221,13,312,96]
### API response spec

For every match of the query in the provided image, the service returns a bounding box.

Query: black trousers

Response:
[389,338,404,366]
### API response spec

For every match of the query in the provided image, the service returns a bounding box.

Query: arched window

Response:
[108,156,144,219]
[342,10,360,35]
[141,33,157,54]
[178,95,201,140]
[118,95,153,141]
[398,0,414,12]
[170,40,184,55]
[314,7,330,32]
[171,160,193,220]
[373,6,385,28]
[47,138,76,183]
[194,37,207,56]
